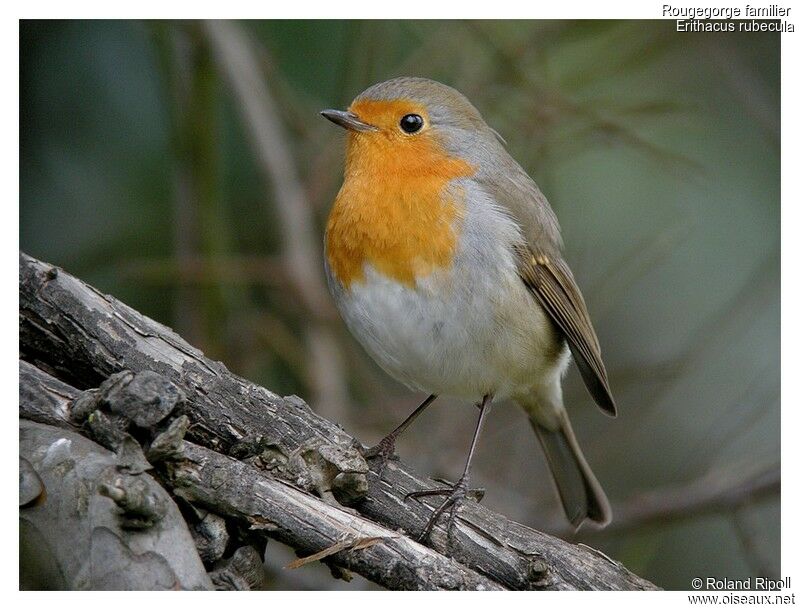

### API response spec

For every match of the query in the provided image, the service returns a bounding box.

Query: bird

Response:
[320,77,616,540]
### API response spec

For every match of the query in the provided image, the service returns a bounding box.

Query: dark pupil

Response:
[400,114,424,133]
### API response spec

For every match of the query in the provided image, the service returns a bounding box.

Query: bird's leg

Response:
[363,394,437,475]
[406,394,493,543]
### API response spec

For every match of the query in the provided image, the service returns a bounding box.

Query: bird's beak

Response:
[320,109,377,132]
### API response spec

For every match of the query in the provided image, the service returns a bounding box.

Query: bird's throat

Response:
[325,132,475,288]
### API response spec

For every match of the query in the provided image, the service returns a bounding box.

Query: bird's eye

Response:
[399,114,424,134]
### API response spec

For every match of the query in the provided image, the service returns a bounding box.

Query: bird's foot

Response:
[405,476,484,543]
[361,435,399,477]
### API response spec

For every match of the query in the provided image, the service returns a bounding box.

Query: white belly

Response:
[325,182,569,404]
[329,252,567,402]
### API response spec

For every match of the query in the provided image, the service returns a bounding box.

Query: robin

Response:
[321,77,616,539]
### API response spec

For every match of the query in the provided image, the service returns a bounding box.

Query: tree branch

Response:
[19,417,213,590]
[19,251,657,591]
[20,360,504,591]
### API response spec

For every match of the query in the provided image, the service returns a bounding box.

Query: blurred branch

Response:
[589,248,779,460]
[547,465,779,537]
[250,310,312,382]
[151,23,203,345]
[113,255,290,288]
[610,465,779,532]
[704,36,779,147]
[19,252,657,591]
[679,366,778,473]
[203,19,349,420]
[732,509,779,580]
[464,21,703,174]
[587,217,694,319]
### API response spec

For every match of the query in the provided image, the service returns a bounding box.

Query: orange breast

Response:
[325,126,475,288]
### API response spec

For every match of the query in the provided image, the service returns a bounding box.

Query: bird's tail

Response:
[530,410,611,529]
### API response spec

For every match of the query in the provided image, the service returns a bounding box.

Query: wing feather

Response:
[515,245,617,416]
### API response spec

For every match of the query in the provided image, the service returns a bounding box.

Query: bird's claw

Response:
[405,477,480,542]
[361,436,399,476]
[428,477,486,502]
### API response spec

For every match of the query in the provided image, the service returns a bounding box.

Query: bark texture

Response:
[19,251,658,591]
[19,418,212,590]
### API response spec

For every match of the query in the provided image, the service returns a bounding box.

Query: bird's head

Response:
[321,77,502,177]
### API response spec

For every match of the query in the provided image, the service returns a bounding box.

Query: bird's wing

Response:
[514,244,617,416]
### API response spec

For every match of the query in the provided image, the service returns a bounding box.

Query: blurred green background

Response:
[20,20,779,590]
